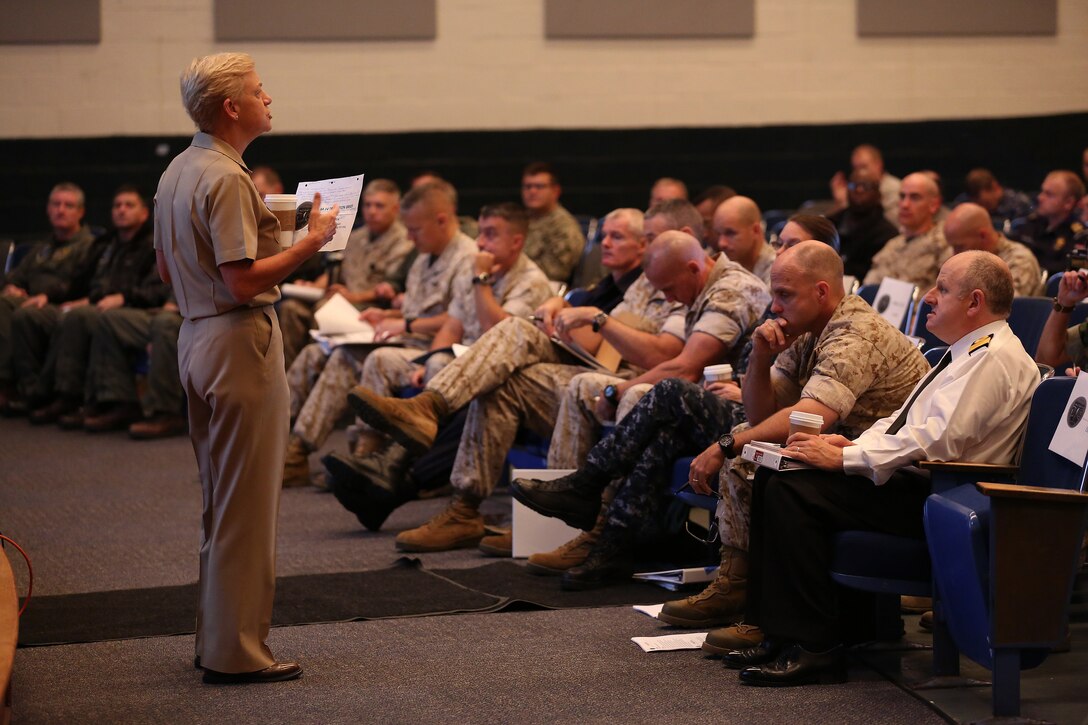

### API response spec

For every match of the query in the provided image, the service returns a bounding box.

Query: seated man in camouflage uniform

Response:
[283,181,477,486]
[863,172,952,292]
[943,203,1041,297]
[22,185,167,426]
[0,182,97,413]
[512,242,928,598]
[350,229,770,555]
[324,202,552,481]
[712,196,776,284]
[277,178,414,369]
[519,161,586,283]
[326,206,654,532]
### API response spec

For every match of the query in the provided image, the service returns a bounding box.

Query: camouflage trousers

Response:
[547,372,652,467]
[289,341,430,449]
[715,428,757,551]
[431,317,637,500]
[575,378,745,539]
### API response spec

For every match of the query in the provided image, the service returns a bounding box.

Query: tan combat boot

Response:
[395,498,485,552]
[283,436,313,488]
[351,430,387,459]
[701,623,764,656]
[347,387,448,456]
[658,546,747,628]
[478,530,512,557]
[525,509,605,575]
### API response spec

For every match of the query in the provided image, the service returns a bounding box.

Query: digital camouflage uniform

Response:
[353,254,552,420]
[289,232,475,449]
[992,235,1042,297]
[439,274,682,502]
[713,294,930,550]
[863,226,951,292]
[279,220,413,368]
[548,255,771,469]
[524,204,585,282]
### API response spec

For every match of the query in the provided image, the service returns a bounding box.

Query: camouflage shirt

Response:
[400,231,477,326]
[993,234,1042,297]
[863,225,951,292]
[661,255,771,356]
[448,253,553,344]
[341,220,413,292]
[610,273,683,335]
[771,294,930,439]
[749,242,777,285]
[524,204,586,282]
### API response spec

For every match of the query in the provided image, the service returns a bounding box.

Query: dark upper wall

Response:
[2,112,1084,241]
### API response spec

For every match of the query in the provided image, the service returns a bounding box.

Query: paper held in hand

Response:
[1048,370,1088,466]
[308,293,401,352]
[292,174,365,252]
[741,441,813,472]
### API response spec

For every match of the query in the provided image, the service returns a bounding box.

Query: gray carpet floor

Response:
[1,416,1081,723]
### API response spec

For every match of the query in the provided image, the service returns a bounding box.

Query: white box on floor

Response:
[510,468,583,558]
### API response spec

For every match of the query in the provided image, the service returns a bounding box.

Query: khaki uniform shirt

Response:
[771,294,930,439]
[524,204,586,282]
[609,273,683,335]
[661,255,771,352]
[863,225,951,292]
[994,234,1043,297]
[448,254,553,344]
[154,133,281,319]
[341,221,413,292]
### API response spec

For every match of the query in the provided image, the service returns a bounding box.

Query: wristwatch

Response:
[591,311,609,333]
[472,272,494,286]
[602,384,620,406]
[1053,296,1076,313]
[404,317,415,333]
[717,433,738,459]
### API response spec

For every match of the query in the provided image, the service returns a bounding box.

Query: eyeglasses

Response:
[847,181,878,192]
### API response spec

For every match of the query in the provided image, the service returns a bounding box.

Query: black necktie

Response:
[885,351,952,435]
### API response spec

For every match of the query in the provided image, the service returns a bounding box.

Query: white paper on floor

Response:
[630,633,708,653]
[632,603,664,618]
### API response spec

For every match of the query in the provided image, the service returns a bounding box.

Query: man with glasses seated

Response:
[520,162,585,284]
[828,170,898,280]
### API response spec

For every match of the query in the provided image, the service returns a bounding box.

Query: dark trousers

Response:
[746,466,929,646]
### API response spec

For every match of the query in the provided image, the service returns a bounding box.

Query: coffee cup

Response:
[788,410,823,437]
[264,194,297,247]
[703,363,733,383]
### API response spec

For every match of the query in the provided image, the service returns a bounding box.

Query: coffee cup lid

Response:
[789,411,824,426]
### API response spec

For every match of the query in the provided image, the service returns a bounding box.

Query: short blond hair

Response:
[180,52,255,132]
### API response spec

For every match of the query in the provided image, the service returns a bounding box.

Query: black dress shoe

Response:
[84,402,142,432]
[324,451,410,531]
[510,473,602,531]
[739,644,847,687]
[723,640,781,670]
[202,661,302,684]
[30,398,77,425]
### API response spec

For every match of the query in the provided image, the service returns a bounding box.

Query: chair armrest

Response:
[976,481,1088,504]
[918,460,1020,477]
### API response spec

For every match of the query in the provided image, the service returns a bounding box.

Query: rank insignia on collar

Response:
[968,334,993,354]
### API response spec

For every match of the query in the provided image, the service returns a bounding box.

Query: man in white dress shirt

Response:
[727,250,1039,687]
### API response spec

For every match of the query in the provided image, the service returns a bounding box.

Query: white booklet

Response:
[630,633,708,653]
[280,283,325,303]
[632,566,719,590]
[1048,370,1088,467]
[741,441,812,472]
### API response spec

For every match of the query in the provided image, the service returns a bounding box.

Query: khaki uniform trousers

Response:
[547,371,652,467]
[180,305,288,674]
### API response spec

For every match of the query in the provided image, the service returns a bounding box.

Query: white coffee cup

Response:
[703,363,734,383]
[788,410,823,437]
[264,193,297,247]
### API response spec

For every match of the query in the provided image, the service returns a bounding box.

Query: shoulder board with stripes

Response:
[968,334,993,355]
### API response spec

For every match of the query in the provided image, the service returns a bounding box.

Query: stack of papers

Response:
[308,293,396,353]
[741,441,812,471]
[632,566,719,591]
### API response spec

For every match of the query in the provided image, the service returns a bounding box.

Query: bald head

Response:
[713,196,765,269]
[775,241,845,294]
[645,230,706,271]
[643,231,713,307]
[718,196,761,227]
[897,172,941,234]
[944,203,998,255]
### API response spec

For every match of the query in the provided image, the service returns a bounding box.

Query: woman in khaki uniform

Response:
[154,53,338,684]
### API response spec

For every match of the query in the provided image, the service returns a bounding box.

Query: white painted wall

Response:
[1,0,1086,139]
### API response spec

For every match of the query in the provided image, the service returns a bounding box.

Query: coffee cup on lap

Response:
[788,410,823,437]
